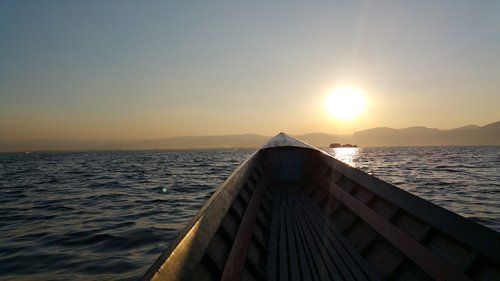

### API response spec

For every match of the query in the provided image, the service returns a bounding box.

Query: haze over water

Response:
[1,1,500,140]
[1,147,498,280]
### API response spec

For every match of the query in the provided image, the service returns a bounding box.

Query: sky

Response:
[1,0,499,141]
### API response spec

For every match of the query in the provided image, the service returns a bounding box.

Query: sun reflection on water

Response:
[327,147,361,167]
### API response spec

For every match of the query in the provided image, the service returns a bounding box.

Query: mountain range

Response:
[1,121,499,152]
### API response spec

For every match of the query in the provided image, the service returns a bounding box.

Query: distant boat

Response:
[142,133,500,281]
[329,143,358,148]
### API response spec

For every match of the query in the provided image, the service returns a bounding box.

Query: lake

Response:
[1,146,498,280]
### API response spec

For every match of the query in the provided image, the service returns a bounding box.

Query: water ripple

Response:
[1,147,498,280]
[0,149,252,280]
[328,146,500,232]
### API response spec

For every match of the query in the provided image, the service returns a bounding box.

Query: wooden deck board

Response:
[292,203,323,281]
[267,190,386,281]
[278,196,289,281]
[288,197,314,281]
[284,195,301,281]
[292,196,342,280]
[291,194,337,280]
[297,197,360,281]
[302,196,380,281]
[266,195,280,281]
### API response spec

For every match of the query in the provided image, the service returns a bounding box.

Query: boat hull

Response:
[142,134,500,281]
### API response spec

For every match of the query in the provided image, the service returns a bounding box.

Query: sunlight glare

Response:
[329,147,360,167]
[325,86,367,120]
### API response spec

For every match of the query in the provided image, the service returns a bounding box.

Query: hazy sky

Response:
[1,0,499,140]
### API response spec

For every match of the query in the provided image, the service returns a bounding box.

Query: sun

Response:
[325,86,367,120]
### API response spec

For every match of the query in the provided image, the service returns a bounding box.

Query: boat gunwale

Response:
[141,151,261,281]
[309,148,500,264]
[143,133,500,281]
[265,133,499,264]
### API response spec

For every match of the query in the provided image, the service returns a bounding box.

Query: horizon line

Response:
[1,120,498,142]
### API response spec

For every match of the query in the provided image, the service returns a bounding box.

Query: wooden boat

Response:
[142,133,500,281]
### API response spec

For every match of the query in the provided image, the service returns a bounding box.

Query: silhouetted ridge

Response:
[1,121,498,151]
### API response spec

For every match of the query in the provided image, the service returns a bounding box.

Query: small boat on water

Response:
[329,143,358,148]
[142,133,500,281]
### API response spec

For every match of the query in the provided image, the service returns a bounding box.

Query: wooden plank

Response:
[296,197,361,281]
[293,197,343,281]
[288,197,314,281]
[291,198,337,280]
[221,173,270,281]
[278,195,289,281]
[266,194,280,281]
[309,170,473,281]
[301,196,380,281]
[291,200,321,281]
[284,195,301,281]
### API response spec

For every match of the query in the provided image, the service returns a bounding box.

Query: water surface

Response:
[329,146,500,231]
[1,146,498,280]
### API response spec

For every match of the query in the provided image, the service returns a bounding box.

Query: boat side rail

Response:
[142,152,265,281]
[300,150,500,280]
[314,151,500,264]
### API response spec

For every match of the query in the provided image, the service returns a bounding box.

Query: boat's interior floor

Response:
[267,188,379,281]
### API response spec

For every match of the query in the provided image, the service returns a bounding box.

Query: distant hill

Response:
[110,134,269,150]
[451,125,481,130]
[0,121,498,152]
[0,134,270,152]
[351,121,500,147]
